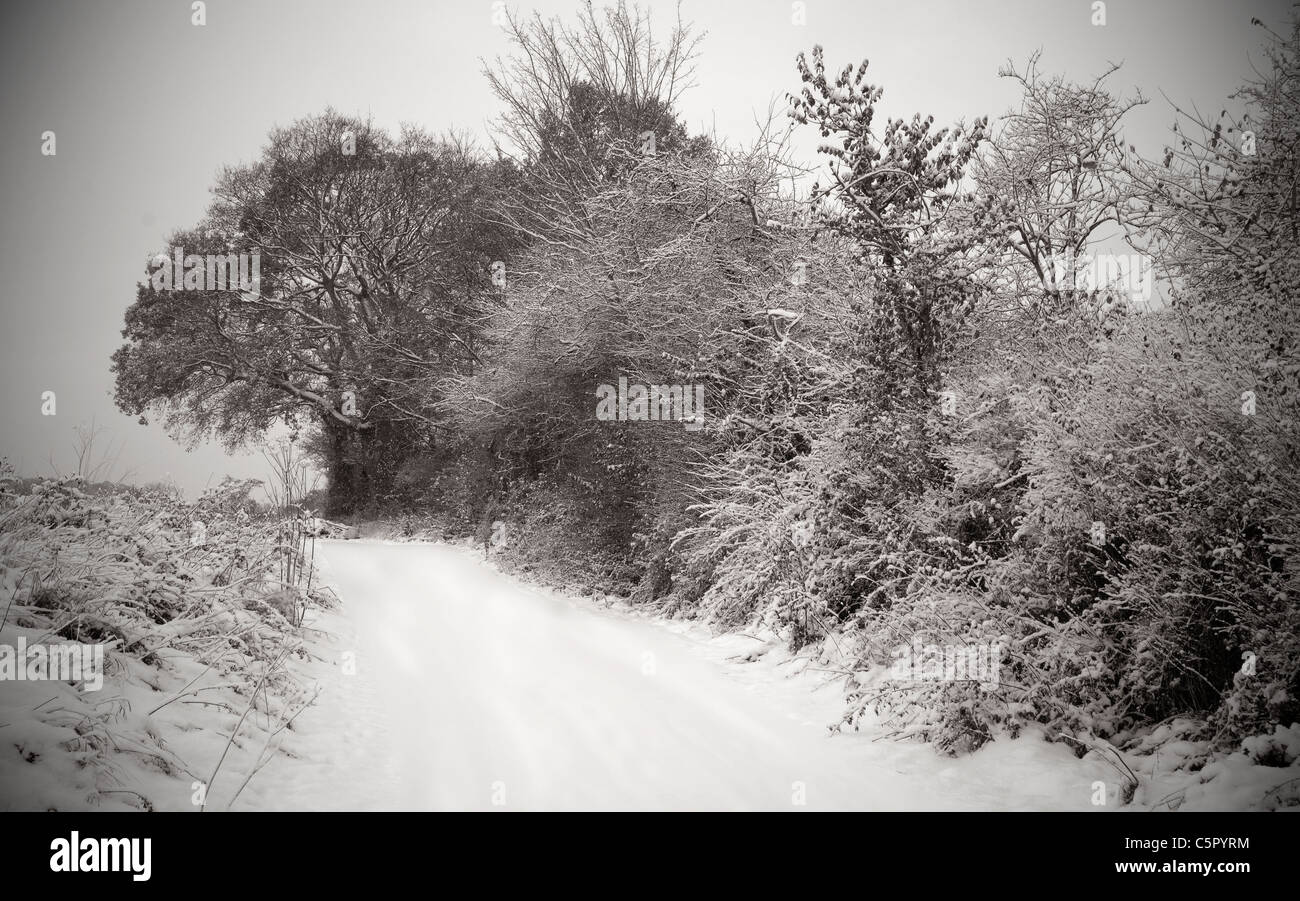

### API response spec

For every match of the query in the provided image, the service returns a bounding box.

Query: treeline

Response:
[115,4,1299,757]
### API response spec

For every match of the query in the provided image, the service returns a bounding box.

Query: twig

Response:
[201,645,293,811]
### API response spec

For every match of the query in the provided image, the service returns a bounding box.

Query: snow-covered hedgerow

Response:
[645,26,1300,782]
[327,13,1297,807]
[0,471,329,811]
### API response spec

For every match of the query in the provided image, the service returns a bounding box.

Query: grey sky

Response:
[0,0,1287,496]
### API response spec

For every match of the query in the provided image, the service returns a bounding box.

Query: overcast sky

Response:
[0,0,1287,497]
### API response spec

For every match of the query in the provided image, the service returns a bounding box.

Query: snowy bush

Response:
[0,474,329,810]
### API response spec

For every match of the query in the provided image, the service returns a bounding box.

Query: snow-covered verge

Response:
[0,473,329,811]
[4,477,1292,811]
[600,588,1300,811]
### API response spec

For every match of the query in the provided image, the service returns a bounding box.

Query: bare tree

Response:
[261,438,320,515]
[973,54,1145,299]
[50,418,137,484]
[483,0,704,245]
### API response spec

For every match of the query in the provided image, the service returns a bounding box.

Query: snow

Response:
[250,540,1122,811]
[4,533,1294,811]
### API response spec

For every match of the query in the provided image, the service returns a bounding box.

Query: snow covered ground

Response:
[248,539,1122,811]
[5,531,1289,813]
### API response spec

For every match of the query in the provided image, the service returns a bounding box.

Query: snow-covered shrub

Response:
[0,474,328,810]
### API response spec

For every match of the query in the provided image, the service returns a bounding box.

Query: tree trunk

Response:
[324,420,370,518]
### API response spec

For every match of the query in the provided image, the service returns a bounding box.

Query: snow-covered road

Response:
[253,540,1102,811]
